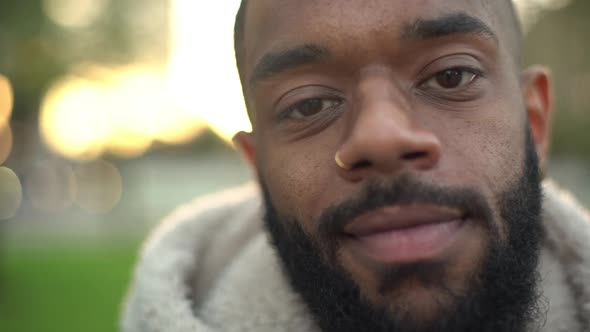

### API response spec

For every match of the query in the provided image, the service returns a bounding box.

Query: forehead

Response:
[242,0,498,73]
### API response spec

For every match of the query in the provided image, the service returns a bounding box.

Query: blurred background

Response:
[0,0,588,331]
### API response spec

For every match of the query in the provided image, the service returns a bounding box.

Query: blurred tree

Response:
[0,1,64,122]
[525,0,590,161]
[0,0,169,123]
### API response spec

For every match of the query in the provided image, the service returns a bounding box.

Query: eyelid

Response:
[419,66,484,89]
[274,85,344,121]
[416,54,486,84]
[279,97,342,121]
[416,69,487,105]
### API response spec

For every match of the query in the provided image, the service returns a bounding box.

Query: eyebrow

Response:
[403,12,498,43]
[250,43,329,85]
[249,12,497,85]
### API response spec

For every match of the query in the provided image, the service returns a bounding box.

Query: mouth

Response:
[341,205,469,264]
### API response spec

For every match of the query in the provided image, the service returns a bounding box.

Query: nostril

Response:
[402,151,428,160]
[352,160,372,169]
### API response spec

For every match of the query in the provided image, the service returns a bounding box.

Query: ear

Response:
[233,131,258,169]
[522,66,553,169]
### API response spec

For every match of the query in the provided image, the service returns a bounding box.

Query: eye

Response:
[284,97,343,120]
[422,68,480,90]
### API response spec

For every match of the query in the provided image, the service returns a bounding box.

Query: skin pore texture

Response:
[233,0,554,331]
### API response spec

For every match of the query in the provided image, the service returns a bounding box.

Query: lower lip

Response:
[346,219,465,264]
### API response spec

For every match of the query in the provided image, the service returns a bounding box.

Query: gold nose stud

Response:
[335,152,352,170]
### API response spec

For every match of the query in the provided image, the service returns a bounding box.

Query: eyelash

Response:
[278,95,344,122]
[416,65,486,103]
[420,66,484,87]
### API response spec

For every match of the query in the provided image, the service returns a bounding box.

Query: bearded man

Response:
[122,1,590,331]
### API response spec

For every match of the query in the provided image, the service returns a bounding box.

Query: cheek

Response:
[425,75,526,187]
[259,140,337,227]
[449,116,524,188]
[432,99,526,236]
[470,104,527,193]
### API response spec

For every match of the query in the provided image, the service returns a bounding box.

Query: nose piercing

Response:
[335,152,352,170]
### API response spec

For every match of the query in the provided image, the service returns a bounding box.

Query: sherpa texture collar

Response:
[122,180,590,332]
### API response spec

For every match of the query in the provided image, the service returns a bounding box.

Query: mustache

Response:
[317,174,494,237]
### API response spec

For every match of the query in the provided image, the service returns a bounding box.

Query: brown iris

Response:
[435,69,464,89]
[297,99,324,117]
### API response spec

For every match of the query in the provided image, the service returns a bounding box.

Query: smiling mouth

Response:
[342,204,469,264]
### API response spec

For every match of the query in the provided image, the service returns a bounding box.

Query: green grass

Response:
[0,242,140,332]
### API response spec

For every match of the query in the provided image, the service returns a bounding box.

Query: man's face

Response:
[235,0,551,330]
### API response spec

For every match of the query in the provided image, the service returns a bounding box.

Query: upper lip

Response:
[343,205,465,237]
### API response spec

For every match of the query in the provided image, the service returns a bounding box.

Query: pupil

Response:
[437,69,462,88]
[300,99,322,116]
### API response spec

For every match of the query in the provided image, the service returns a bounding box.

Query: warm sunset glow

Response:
[167,0,251,142]
[39,66,206,160]
[43,0,109,29]
[40,75,110,160]
[39,0,250,161]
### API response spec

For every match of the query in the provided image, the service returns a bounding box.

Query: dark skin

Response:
[234,0,553,323]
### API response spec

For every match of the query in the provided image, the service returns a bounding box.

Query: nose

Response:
[337,76,441,178]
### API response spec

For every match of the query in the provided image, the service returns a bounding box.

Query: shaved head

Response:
[484,0,524,66]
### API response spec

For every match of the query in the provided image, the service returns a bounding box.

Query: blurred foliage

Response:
[525,0,590,161]
[0,1,64,122]
[0,0,168,122]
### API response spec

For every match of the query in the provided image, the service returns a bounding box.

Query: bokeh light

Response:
[43,0,109,29]
[39,66,207,161]
[0,123,13,165]
[0,166,23,220]
[26,161,77,213]
[74,160,122,214]
[40,75,109,160]
[0,75,14,128]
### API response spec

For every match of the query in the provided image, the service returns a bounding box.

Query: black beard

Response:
[261,129,546,332]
